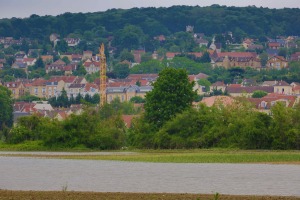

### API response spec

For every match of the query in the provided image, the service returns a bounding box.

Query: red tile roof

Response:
[217,52,257,58]
[212,81,226,87]
[48,76,77,83]
[201,96,235,107]
[85,83,99,91]
[260,93,297,108]
[268,42,280,47]
[122,115,137,128]
[31,78,47,86]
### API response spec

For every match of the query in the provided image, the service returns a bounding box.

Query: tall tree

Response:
[113,63,130,79]
[33,57,45,69]
[0,86,13,131]
[144,68,196,129]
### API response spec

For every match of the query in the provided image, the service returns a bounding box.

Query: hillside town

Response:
[1,27,300,124]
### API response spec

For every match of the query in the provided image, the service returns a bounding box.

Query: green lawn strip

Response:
[1,143,300,164]
[2,150,298,164]
[68,152,300,163]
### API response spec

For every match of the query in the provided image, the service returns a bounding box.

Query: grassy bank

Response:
[0,141,90,151]
[1,147,300,164]
[0,190,298,200]
[41,150,300,164]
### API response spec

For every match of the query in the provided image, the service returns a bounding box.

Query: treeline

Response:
[1,5,300,42]
[5,99,141,149]
[128,102,300,150]
[48,89,100,108]
[7,98,300,150]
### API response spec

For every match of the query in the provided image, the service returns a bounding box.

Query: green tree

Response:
[55,40,68,53]
[33,57,45,69]
[73,64,87,76]
[56,88,70,107]
[75,93,83,104]
[113,63,130,79]
[260,52,269,67]
[144,68,196,129]
[278,48,287,58]
[0,86,13,132]
[130,59,165,74]
[270,102,295,149]
[198,51,211,63]
[130,96,145,103]
[16,92,40,102]
[119,49,134,62]
[198,79,211,92]
[141,53,153,63]
[91,94,100,104]
[61,56,70,65]
[252,90,268,98]
[3,75,15,82]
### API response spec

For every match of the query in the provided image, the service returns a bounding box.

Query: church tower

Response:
[99,43,107,106]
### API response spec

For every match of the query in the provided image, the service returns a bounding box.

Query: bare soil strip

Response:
[0,190,299,200]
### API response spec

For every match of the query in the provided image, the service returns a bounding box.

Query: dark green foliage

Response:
[144,67,196,129]
[129,100,300,150]
[48,91,100,108]
[33,57,45,70]
[198,79,211,92]
[252,90,268,98]
[1,6,300,47]
[130,96,145,103]
[73,64,87,76]
[8,107,126,150]
[198,51,211,63]
[0,68,27,79]
[61,56,70,65]
[119,49,134,62]
[55,40,68,53]
[0,86,13,133]
[130,59,165,74]
[16,92,40,102]
[113,63,130,79]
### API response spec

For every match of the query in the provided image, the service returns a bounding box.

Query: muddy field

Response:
[0,191,299,200]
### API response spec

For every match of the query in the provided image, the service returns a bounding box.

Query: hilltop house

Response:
[45,59,66,73]
[211,52,261,69]
[266,56,288,70]
[4,81,25,99]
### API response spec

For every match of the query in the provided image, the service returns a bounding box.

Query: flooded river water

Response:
[0,156,299,196]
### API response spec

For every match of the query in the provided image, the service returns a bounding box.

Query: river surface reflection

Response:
[0,156,299,196]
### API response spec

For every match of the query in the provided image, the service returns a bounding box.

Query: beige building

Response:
[4,82,25,99]
[267,56,288,70]
[273,81,292,95]
[106,85,152,103]
[28,79,47,98]
[83,51,93,60]
[211,52,261,69]
[211,81,226,93]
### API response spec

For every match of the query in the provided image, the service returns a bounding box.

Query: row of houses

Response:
[211,80,300,96]
[2,74,158,101]
[4,71,300,106]
[198,92,298,115]
[13,102,83,122]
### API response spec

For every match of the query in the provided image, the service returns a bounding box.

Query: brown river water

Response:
[0,154,299,196]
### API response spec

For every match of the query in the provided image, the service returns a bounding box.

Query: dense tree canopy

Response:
[144,67,196,129]
[0,86,13,131]
[1,5,299,42]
